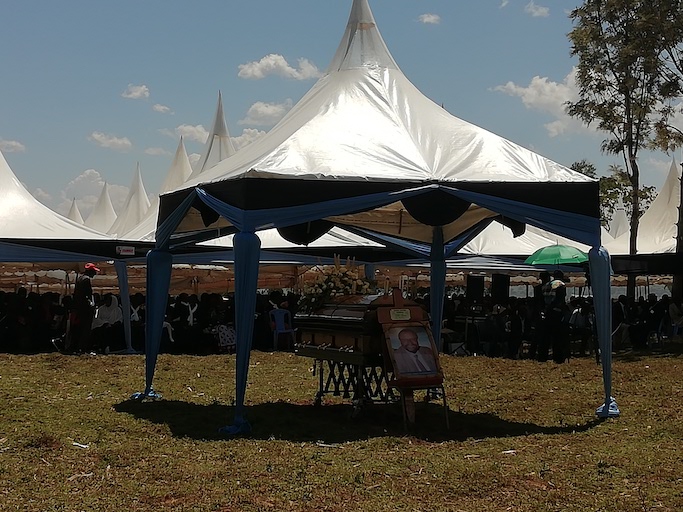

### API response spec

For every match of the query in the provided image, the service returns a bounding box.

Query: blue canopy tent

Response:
[141,0,618,432]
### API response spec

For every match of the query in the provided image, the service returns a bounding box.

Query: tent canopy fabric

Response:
[66,198,85,224]
[605,159,680,255]
[0,150,111,242]
[187,91,236,181]
[144,0,614,427]
[108,163,151,237]
[84,182,118,234]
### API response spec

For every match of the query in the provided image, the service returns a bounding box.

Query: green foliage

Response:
[571,160,657,225]
[567,0,683,251]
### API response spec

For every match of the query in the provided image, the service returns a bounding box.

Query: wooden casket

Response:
[295,294,386,356]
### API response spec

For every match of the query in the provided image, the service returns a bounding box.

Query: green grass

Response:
[1,346,682,511]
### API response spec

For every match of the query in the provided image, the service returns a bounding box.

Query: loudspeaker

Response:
[466,275,485,301]
[491,274,510,302]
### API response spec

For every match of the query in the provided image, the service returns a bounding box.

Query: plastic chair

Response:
[269,308,297,351]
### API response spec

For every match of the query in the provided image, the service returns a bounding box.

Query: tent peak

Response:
[327,0,398,73]
[188,92,236,178]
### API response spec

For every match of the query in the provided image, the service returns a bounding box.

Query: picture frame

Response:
[383,321,442,380]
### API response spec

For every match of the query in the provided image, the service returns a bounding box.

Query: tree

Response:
[567,1,680,257]
[571,159,657,227]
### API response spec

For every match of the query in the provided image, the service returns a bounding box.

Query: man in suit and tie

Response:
[393,327,437,375]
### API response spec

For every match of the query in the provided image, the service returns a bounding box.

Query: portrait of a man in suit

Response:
[392,327,437,375]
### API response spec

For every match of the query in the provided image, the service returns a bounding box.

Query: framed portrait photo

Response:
[384,322,441,380]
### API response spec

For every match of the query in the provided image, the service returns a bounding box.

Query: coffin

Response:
[295,293,429,357]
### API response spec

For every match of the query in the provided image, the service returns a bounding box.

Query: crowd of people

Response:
[436,270,679,363]
[0,268,679,359]
[0,280,300,355]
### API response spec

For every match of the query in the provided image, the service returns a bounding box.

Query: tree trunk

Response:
[673,163,683,301]
[627,154,640,299]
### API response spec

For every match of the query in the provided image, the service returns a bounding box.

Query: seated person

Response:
[91,294,124,353]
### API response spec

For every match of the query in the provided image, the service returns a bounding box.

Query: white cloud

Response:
[0,138,26,152]
[32,188,52,204]
[493,68,593,137]
[500,0,509,7]
[87,131,133,150]
[231,128,267,150]
[525,1,550,17]
[238,54,322,80]
[238,99,293,126]
[418,14,441,24]
[144,147,172,156]
[121,84,150,99]
[152,103,172,114]
[188,153,201,167]
[48,169,129,217]
[174,124,208,144]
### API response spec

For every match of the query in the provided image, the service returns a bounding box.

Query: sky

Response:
[2,0,682,220]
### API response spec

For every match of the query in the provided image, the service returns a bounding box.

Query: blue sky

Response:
[1,0,680,219]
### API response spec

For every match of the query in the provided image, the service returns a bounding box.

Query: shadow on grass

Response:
[113,398,605,443]
[613,339,683,362]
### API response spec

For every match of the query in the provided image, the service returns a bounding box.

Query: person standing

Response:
[543,270,570,363]
[67,263,100,353]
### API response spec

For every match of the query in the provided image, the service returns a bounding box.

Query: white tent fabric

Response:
[66,198,84,224]
[188,91,236,180]
[200,226,383,250]
[0,150,109,241]
[608,198,629,239]
[85,182,117,234]
[108,163,151,237]
[167,8,593,243]
[161,138,193,194]
[122,140,194,241]
[605,159,680,254]
[460,223,568,256]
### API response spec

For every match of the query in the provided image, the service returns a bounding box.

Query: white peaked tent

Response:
[200,225,383,250]
[0,150,110,244]
[606,159,680,255]
[161,137,194,193]
[0,150,149,353]
[608,198,629,240]
[188,91,236,179]
[66,198,85,224]
[459,223,585,256]
[85,182,118,234]
[122,139,194,241]
[146,0,615,430]
[108,163,151,237]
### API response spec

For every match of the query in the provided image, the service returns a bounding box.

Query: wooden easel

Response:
[378,288,449,430]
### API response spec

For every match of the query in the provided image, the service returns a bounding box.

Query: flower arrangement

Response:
[298,255,375,313]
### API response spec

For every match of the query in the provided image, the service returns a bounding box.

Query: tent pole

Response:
[220,231,261,435]
[590,246,620,417]
[131,249,173,400]
[429,226,446,352]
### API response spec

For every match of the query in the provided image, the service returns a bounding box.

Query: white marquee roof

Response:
[108,163,151,236]
[85,182,117,234]
[0,150,109,241]
[605,159,680,255]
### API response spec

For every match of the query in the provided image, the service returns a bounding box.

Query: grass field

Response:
[1,345,682,511]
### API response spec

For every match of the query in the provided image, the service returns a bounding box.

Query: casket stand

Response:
[295,293,399,409]
[295,292,435,410]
